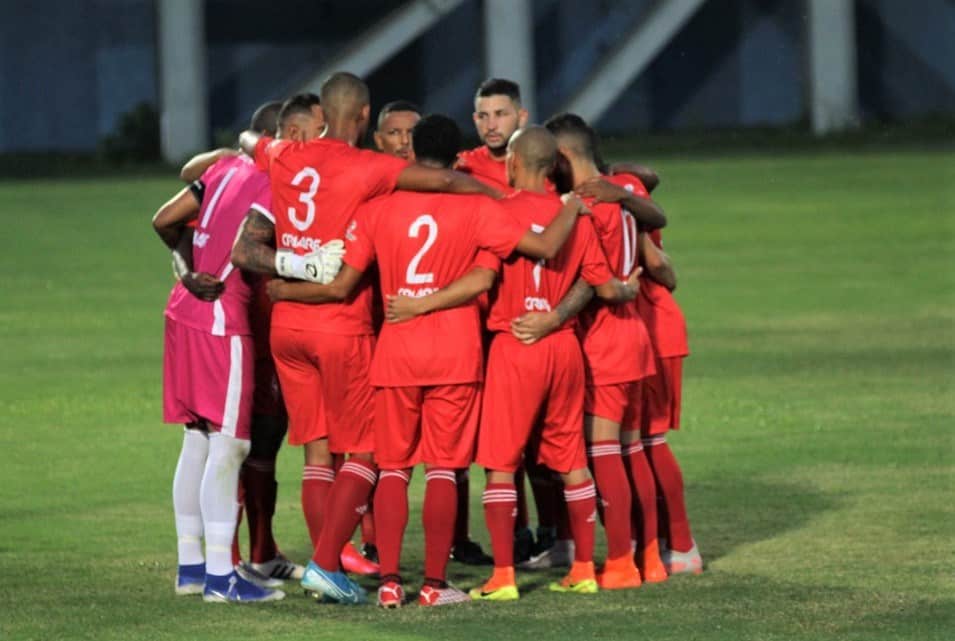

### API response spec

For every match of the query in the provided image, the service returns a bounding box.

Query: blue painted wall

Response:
[0,0,952,152]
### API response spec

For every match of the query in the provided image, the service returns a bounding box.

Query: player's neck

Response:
[569,158,601,188]
[486,145,507,161]
[324,121,361,147]
[514,174,548,194]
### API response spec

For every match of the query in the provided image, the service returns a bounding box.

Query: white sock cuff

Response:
[587,442,622,457]
[380,469,411,484]
[482,488,517,504]
[564,482,597,502]
[623,441,645,455]
[642,435,667,447]
[340,461,378,486]
[425,469,457,484]
[303,465,336,482]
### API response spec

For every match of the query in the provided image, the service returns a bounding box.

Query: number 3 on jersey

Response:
[406,214,438,284]
[289,167,320,231]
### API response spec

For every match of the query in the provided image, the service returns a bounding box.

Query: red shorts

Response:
[477,332,587,475]
[374,383,481,470]
[270,326,375,452]
[163,317,253,439]
[623,356,684,435]
[585,382,638,423]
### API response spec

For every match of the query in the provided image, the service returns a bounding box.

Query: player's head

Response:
[277,93,324,142]
[505,126,557,188]
[374,100,421,161]
[411,114,462,169]
[249,101,282,136]
[320,72,372,140]
[473,78,528,154]
[543,112,599,165]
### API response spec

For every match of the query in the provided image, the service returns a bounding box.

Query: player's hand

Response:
[275,240,346,284]
[181,272,224,302]
[265,278,289,302]
[575,177,627,204]
[385,294,425,323]
[624,266,644,297]
[510,311,561,345]
[560,193,591,215]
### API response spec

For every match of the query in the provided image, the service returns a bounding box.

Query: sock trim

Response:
[587,441,622,457]
[642,435,667,447]
[564,482,597,502]
[425,469,457,484]
[303,465,335,482]
[623,442,645,455]
[380,469,410,483]
[483,489,518,504]
[340,460,378,486]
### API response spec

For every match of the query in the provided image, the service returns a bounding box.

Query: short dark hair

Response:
[411,114,462,169]
[543,112,598,162]
[377,100,421,129]
[278,93,321,127]
[475,78,521,106]
[249,101,282,136]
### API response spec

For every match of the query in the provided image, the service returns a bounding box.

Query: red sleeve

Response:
[473,249,501,273]
[577,218,614,286]
[474,199,525,259]
[649,229,663,249]
[253,136,274,172]
[342,203,377,273]
[362,150,407,199]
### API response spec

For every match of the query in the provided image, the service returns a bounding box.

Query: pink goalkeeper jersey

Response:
[164,155,272,337]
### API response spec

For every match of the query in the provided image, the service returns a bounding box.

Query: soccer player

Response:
[267,116,595,607]
[154,104,285,603]
[230,72,501,605]
[389,126,643,600]
[373,100,421,161]
[543,113,667,588]
[176,99,310,587]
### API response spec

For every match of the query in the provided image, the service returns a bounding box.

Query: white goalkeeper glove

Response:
[274,239,345,284]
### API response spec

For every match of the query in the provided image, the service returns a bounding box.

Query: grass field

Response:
[1,148,953,641]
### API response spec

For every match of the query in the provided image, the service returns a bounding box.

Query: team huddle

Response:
[154,72,701,607]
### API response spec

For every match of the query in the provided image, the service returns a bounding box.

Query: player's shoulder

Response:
[456,145,489,166]
[605,172,648,195]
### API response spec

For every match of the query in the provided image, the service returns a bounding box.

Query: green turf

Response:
[1,149,952,641]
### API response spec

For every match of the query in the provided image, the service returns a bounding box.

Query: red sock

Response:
[453,469,470,545]
[564,480,597,563]
[587,441,633,559]
[243,458,278,563]
[232,477,245,565]
[514,468,529,531]
[301,465,335,549]
[422,468,458,582]
[527,463,559,531]
[313,459,377,570]
[624,442,658,550]
[374,470,410,579]
[644,436,693,552]
[360,509,376,546]
[483,482,517,567]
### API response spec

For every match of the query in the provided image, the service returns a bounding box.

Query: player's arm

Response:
[385,267,497,324]
[238,130,261,157]
[180,147,238,183]
[396,164,504,199]
[639,231,677,291]
[231,210,278,275]
[593,268,642,303]
[266,264,364,304]
[152,187,199,250]
[575,177,666,230]
[607,162,660,192]
[511,277,595,345]
[512,195,590,260]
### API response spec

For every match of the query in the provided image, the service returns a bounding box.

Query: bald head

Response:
[319,72,370,122]
[507,126,557,174]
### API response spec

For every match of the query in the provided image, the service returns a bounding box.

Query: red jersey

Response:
[637,229,689,358]
[345,192,526,387]
[577,173,656,385]
[455,145,511,193]
[481,191,613,335]
[253,136,406,335]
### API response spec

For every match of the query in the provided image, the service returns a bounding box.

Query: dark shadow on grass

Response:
[688,477,843,564]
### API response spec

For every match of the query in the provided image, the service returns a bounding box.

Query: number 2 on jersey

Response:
[406,214,438,284]
[289,167,320,232]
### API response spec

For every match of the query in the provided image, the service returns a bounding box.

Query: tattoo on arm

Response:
[232,211,277,275]
[555,277,595,323]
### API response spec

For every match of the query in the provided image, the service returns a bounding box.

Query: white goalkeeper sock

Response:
[200,432,250,577]
[172,427,209,567]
